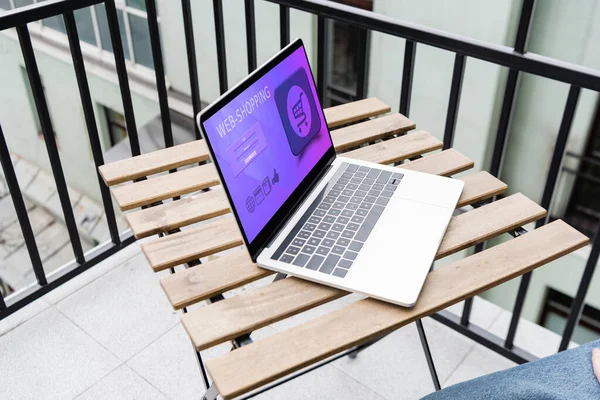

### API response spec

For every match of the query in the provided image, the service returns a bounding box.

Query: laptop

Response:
[197,39,464,307]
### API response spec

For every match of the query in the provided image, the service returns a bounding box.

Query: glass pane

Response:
[329,21,359,92]
[74,8,97,46]
[13,0,33,7]
[544,312,600,345]
[42,15,66,33]
[107,109,125,125]
[95,4,130,60]
[128,14,154,69]
[126,0,146,11]
[0,0,12,10]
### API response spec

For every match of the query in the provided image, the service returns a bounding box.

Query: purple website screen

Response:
[202,46,332,242]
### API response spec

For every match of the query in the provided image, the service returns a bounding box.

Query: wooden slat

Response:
[436,193,546,258]
[182,276,345,350]
[99,141,209,186]
[456,171,507,208]
[160,170,508,310]
[127,149,480,239]
[206,220,588,399]
[401,148,474,176]
[160,251,268,310]
[141,217,242,272]
[345,131,442,164]
[100,99,390,186]
[324,97,390,128]
[182,193,546,351]
[111,164,219,211]
[331,113,415,152]
[142,148,478,273]
[112,117,414,213]
[125,188,230,239]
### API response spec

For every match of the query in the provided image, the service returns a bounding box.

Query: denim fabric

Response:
[421,339,600,400]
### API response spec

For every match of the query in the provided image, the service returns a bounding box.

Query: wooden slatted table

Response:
[99,97,588,399]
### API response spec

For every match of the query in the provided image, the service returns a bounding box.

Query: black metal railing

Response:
[257,0,600,362]
[0,0,138,318]
[0,0,598,371]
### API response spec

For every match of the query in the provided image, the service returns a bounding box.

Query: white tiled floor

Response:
[0,244,571,400]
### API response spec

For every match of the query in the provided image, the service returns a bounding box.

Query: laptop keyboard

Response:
[272,163,403,278]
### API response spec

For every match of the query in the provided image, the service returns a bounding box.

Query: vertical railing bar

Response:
[279,4,289,49]
[399,40,416,117]
[63,11,120,245]
[504,272,531,349]
[443,53,466,149]
[505,84,581,349]
[0,124,47,286]
[489,69,519,177]
[213,0,228,94]
[316,15,329,105]
[0,288,6,310]
[244,0,257,74]
[488,0,536,177]
[537,85,581,225]
[514,0,536,53]
[462,0,537,328]
[460,297,473,325]
[181,0,202,140]
[145,0,172,148]
[558,225,600,351]
[16,24,85,265]
[355,27,370,100]
[105,0,140,156]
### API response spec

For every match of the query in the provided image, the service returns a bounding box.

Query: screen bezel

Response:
[198,38,336,262]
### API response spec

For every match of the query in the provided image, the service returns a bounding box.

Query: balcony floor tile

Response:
[331,323,437,399]
[76,365,167,400]
[0,296,50,337]
[487,311,578,359]
[127,323,207,400]
[43,242,142,305]
[55,252,179,361]
[443,343,517,388]
[0,307,120,399]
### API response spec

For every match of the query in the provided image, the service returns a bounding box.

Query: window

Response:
[325,0,373,107]
[539,288,600,345]
[3,0,157,71]
[103,106,128,147]
[563,103,600,237]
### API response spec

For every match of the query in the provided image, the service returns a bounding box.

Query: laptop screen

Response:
[201,44,332,243]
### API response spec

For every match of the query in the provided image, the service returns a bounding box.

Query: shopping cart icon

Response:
[292,92,308,133]
[275,68,322,155]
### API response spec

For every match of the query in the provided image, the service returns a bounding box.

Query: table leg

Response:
[201,383,219,400]
[416,319,441,391]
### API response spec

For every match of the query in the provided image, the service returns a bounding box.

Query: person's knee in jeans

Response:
[422,340,600,400]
